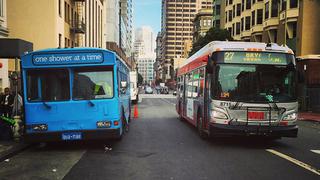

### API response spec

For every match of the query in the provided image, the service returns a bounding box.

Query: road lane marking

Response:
[266,149,320,176]
[311,150,320,155]
[161,98,175,106]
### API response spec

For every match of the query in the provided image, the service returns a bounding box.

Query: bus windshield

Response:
[73,67,114,100]
[26,69,70,102]
[212,64,296,103]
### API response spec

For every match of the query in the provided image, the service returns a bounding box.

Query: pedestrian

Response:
[0,87,14,117]
[0,88,14,140]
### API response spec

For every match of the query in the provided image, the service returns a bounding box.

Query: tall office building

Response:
[134,26,156,84]
[8,0,106,50]
[0,0,9,92]
[223,0,299,51]
[105,0,120,45]
[160,0,212,81]
[119,0,133,57]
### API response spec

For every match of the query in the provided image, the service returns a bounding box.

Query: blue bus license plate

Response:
[62,132,82,140]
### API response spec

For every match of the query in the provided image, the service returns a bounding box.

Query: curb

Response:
[0,143,30,162]
[298,118,320,123]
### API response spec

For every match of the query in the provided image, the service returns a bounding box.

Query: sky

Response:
[134,0,161,34]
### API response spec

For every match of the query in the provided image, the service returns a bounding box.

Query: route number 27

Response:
[225,52,234,61]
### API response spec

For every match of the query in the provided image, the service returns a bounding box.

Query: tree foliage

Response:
[189,27,233,56]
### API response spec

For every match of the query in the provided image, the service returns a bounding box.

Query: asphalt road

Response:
[0,96,319,180]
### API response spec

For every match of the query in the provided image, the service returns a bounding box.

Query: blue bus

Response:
[21,48,131,142]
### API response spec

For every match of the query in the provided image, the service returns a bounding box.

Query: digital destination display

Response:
[222,52,288,65]
[32,52,104,65]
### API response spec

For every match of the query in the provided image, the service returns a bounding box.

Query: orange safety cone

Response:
[133,104,139,119]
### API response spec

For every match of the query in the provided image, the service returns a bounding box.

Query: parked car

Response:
[145,87,153,94]
[160,86,169,94]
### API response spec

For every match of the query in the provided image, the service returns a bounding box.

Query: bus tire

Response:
[197,112,208,140]
[122,110,129,133]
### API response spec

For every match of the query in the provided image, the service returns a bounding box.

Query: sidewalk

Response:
[298,112,320,122]
[0,140,29,162]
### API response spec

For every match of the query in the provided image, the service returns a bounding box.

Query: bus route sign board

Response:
[32,52,104,65]
[222,52,288,65]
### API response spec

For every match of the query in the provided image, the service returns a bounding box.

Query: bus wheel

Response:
[197,113,208,139]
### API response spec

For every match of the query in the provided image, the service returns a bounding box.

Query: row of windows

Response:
[226,8,264,30]
[178,68,205,98]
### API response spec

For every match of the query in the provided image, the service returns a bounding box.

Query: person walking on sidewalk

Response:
[0,87,14,117]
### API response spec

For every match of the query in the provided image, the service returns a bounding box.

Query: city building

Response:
[133,26,156,85]
[193,8,213,43]
[296,0,320,56]
[119,0,133,57]
[8,0,105,50]
[137,57,155,85]
[154,32,162,81]
[0,0,9,92]
[223,0,299,52]
[160,0,212,82]
[105,0,120,46]
[212,0,225,29]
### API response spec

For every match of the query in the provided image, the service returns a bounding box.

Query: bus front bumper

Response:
[24,128,121,142]
[209,123,298,138]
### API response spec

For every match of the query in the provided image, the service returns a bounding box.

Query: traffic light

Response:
[0,62,2,68]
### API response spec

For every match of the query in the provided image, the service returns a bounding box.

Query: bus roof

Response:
[21,47,123,69]
[177,41,294,76]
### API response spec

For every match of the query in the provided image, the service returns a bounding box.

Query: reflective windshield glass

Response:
[26,69,70,101]
[73,67,113,100]
[212,64,296,102]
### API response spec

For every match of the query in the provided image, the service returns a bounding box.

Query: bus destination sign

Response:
[32,52,104,65]
[223,52,288,65]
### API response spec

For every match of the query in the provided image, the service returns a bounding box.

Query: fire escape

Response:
[71,0,86,47]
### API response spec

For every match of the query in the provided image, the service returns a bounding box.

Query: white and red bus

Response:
[176,41,298,139]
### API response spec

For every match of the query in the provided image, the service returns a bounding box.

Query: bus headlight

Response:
[211,110,228,120]
[96,121,111,128]
[32,124,48,131]
[283,113,297,121]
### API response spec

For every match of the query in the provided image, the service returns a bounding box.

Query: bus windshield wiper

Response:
[88,100,95,107]
[42,101,51,109]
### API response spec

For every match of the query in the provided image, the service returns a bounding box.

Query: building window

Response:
[271,0,279,17]
[252,10,255,26]
[241,17,244,31]
[281,0,287,11]
[257,9,263,24]
[246,0,251,9]
[232,23,235,36]
[58,34,62,48]
[64,2,67,22]
[216,5,221,15]
[233,5,235,18]
[58,0,61,17]
[265,2,269,20]
[290,0,298,8]
[245,16,251,30]
[236,22,240,35]
[242,0,245,11]
[228,10,232,22]
[236,4,241,16]
[0,0,3,17]
[225,12,228,23]
[65,37,67,47]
